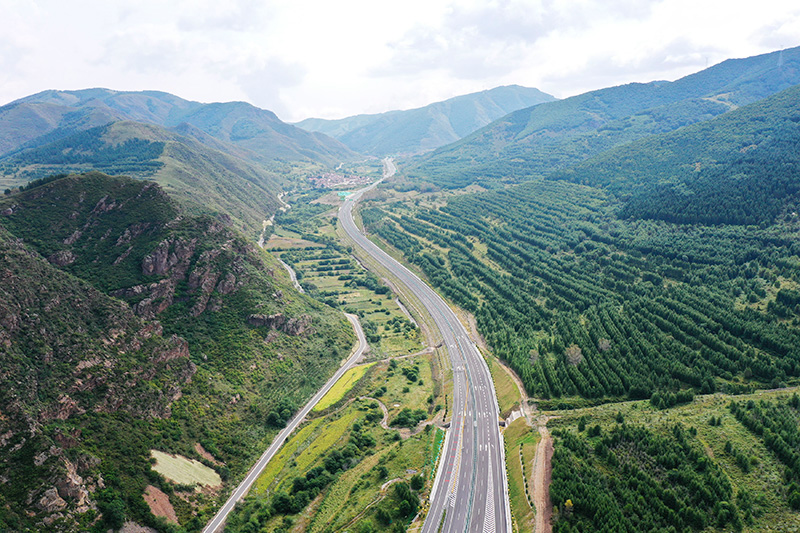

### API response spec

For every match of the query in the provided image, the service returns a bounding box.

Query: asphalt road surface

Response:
[339,158,511,532]
[203,313,368,533]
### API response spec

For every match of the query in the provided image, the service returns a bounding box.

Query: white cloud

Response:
[1,0,799,121]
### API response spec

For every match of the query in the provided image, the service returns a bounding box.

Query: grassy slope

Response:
[1,121,285,233]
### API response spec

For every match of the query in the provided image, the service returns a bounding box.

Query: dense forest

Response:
[364,179,800,406]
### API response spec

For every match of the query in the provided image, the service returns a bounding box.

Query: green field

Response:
[371,356,436,422]
[150,450,222,488]
[275,202,424,359]
[313,363,375,412]
[504,418,539,533]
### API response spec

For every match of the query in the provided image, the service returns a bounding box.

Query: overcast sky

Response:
[2,0,800,122]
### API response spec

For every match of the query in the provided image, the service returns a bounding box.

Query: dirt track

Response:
[532,420,554,533]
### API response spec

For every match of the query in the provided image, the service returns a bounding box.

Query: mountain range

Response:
[405,45,800,188]
[295,85,555,156]
[0,89,361,232]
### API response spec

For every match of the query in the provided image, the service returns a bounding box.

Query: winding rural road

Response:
[339,158,511,532]
[203,313,368,533]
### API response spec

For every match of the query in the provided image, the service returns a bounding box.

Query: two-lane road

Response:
[339,158,510,532]
[203,314,368,533]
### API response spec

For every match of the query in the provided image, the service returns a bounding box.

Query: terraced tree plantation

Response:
[363,179,800,407]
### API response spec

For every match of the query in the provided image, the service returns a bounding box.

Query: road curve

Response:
[203,313,368,533]
[339,158,511,533]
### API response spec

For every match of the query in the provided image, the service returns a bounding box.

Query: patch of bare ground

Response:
[194,442,222,466]
[120,522,158,533]
[143,485,178,524]
[532,418,555,533]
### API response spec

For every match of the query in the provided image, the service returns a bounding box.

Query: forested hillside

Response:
[405,46,800,188]
[0,173,353,532]
[551,84,800,226]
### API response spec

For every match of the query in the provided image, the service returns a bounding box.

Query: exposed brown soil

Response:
[194,442,222,466]
[143,485,178,524]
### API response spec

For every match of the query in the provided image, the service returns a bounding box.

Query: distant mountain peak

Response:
[295,85,556,156]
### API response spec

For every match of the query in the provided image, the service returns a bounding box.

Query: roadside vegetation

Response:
[226,359,443,533]
[504,418,538,532]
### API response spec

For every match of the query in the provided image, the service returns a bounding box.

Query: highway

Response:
[339,158,511,532]
[203,313,368,533]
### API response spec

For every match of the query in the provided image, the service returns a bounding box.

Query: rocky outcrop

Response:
[57,459,90,512]
[63,230,82,245]
[40,396,86,422]
[216,272,237,295]
[151,335,190,364]
[37,488,67,513]
[116,223,151,246]
[247,313,286,329]
[91,195,117,214]
[131,236,252,318]
[112,245,134,265]
[113,279,177,319]
[188,263,220,317]
[142,238,196,277]
[286,314,313,336]
[0,299,20,348]
[47,250,77,267]
[247,313,312,336]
